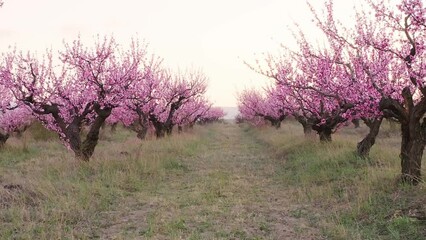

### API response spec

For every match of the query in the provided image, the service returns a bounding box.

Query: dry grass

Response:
[0,121,425,239]
[0,126,206,239]
[253,120,426,240]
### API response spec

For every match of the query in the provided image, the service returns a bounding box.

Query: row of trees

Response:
[0,36,225,161]
[238,0,425,185]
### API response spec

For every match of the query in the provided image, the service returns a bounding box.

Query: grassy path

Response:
[2,122,425,239]
[100,124,320,239]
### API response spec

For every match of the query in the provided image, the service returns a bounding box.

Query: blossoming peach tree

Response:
[1,36,147,161]
[311,0,426,183]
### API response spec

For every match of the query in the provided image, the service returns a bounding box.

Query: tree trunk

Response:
[110,123,117,133]
[0,133,9,148]
[14,125,29,139]
[65,123,83,160]
[178,125,183,133]
[15,131,23,139]
[379,95,425,185]
[165,125,173,136]
[129,121,148,140]
[154,125,165,138]
[136,126,148,140]
[352,119,360,128]
[80,113,109,161]
[271,120,281,129]
[356,117,382,158]
[264,115,285,129]
[400,119,425,185]
[149,116,166,139]
[80,118,105,161]
[312,124,333,142]
[294,115,314,137]
[318,129,332,142]
[302,122,313,136]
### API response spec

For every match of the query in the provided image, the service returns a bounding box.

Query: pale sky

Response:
[0,0,356,107]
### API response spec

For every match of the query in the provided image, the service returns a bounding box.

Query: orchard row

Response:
[237,0,425,184]
[0,37,225,161]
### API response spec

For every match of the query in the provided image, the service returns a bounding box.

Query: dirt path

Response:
[100,124,321,239]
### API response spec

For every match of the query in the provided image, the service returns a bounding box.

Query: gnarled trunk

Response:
[400,119,425,185]
[302,122,313,136]
[156,129,165,138]
[129,120,149,140]
[312,124,333,142]
[136,126,148,140]
[311,114,348,142]
[150,113,175,138]
[294,114,314,137]
[379,91,425,185]
[165,125,173,136]
[65,108,111,161]
[152,122,165,138]
[0,132,9,148]
[318,128,332,142]
[65,123,83,160]
[271,120,281,129]
[352,119,360,128]
[80,110,111,161]
[263,114,285,129]
[149,116,166,139]
[357,117,382,158]
[110,123,118,133]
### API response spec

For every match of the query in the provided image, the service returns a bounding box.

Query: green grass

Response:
[0,125,206,239]
[0,121,425,239]
[252,121,426,240]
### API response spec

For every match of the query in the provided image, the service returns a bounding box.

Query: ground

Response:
[0,121,425,239]
[99,123,320,239]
